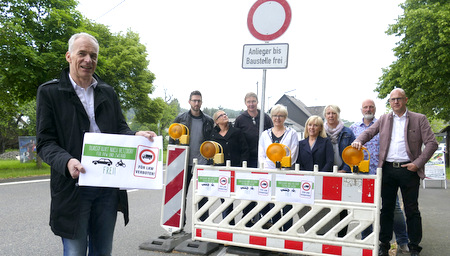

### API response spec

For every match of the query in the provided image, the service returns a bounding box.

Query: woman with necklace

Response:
[258,104,299,231]
[258,104,299,169]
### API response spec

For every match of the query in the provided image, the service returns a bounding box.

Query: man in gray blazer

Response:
[352,88,438,256]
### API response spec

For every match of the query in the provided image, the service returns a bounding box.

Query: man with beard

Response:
[169,90,214,229]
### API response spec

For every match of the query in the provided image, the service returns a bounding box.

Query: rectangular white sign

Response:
[242,43,289,69]
[275,174,315,204]
[196,169,231,197]
[79,133,163,190]
[424,151,446,180]
[235,172,272,201]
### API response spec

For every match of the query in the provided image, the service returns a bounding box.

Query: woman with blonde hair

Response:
[258,104,299,231]
[258,104,299,169]
[323,105,355,173]
[296,115,334,171]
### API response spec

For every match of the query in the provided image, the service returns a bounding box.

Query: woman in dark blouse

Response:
[296,115,334,171]
[211,110,249,225]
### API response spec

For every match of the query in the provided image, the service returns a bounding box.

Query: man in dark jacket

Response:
[234,92,273,168]
[169,90,214,228]
[36,32,156,255]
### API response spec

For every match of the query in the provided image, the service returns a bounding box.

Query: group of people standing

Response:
[172,88,437,256]
[36,31,437,256]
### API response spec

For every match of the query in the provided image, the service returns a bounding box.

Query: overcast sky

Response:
[76,0,404,122]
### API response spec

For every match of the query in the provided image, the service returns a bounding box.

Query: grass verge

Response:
[0,160,50,180]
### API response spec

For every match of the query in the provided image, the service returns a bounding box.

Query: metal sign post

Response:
[245,0,291,136]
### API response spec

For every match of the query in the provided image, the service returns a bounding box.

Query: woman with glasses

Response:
[257,104,299,231]
[211,110,249,225]
[211,110,249,167]
[258,104,299,169]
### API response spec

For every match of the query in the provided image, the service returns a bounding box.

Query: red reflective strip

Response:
[249,236,266,246]
[322,244,342,255]
[167,147,185,166]
[362,178,375,203]
[196,229,202,237]
[217,231,233,241]
[284,240,303,250]
[230,171,235,192]
[163,209,181,227]
[164,170,184,204]
[322,176,342,201]
[363,249,373,256]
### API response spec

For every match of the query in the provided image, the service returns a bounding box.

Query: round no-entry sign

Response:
[247,0,292,41]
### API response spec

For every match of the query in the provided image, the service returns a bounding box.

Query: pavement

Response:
[0,176,448,255]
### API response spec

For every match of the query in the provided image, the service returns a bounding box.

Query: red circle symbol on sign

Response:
[247,0,292,41]
[139,149,156,165]
[220,177,228,185]
[260,179,269,189]
[302,182,311,191]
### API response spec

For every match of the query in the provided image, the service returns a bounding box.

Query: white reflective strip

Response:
[161,190,183,224]
[267,237,284,249]
[342,246,363,255]
[233,233,249,244]
[203,229,217,239]
[166,149,186,182]
[303,241,322,253]
[314,176,323,200]
[342,178,363,203]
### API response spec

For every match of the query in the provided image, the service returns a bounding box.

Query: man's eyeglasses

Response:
[190,99,202,103]
[215,113,227,120]
[389,97,405,102]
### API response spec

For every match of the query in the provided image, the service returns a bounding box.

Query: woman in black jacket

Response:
[211,111,249,167]
[211,110,249,225]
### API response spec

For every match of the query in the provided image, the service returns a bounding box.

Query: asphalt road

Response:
[0,177,448,256]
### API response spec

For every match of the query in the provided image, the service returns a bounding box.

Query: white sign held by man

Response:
[79,133,163,190]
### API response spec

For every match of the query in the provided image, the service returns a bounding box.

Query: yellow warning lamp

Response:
[168,123,190,145]
[200,141,224,165]
[342,146,370,173]
[266,143,291,168]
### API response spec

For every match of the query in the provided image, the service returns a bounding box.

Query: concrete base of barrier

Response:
[226,246,266,256]
[139,232,191,253]
[174,239,220,255]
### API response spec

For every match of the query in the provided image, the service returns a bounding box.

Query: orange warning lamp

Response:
[342,146,370,173]
[200,141,224,165]
[266,143,291,168]
[168,123,189,145]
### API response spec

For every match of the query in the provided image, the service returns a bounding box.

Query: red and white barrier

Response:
[160,145,189,234]
[191,161,382,256]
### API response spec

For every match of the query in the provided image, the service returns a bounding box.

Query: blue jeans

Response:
[62,187,119,256]
[362,195,408,245]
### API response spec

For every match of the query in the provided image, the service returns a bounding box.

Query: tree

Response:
[377,0,450,121]
[0,0,159,152]
[0,0,82,106]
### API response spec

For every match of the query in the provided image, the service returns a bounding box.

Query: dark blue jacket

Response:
[296,136,334,171]
[336,126,356,172]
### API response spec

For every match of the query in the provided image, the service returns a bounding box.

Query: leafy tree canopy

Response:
[0,0,161,152]
[377,0,450,121]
